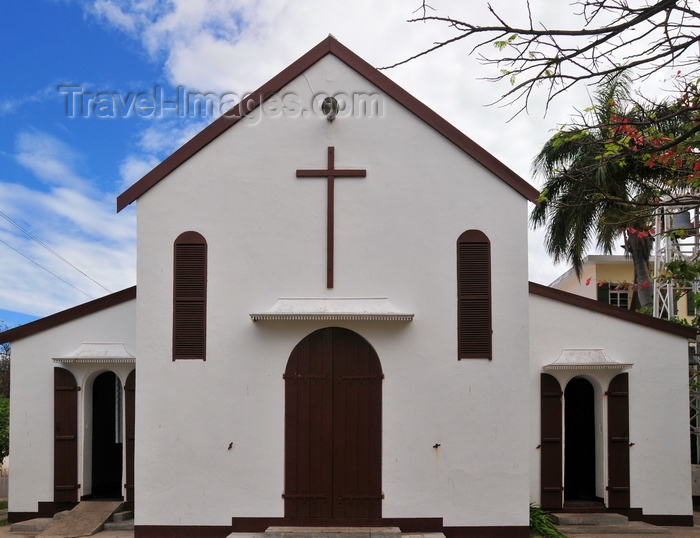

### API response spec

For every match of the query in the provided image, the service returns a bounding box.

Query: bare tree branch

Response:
[382,0,700,113]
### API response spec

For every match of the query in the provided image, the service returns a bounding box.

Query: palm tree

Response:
[530,73,657,308]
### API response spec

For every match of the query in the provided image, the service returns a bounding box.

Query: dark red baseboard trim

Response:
[10,502,80,523]
[38,501,79,518]
[12,501,131,525]
[136,523,528,538]
[230,517,442,532]
[8,512,38,524]
[639,514,694,527]
[443,527,529,538]
[605,508,693,527]
[136,526,232,538]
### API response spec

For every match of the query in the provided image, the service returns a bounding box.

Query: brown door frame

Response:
[284,327,383,519]
[541,372,631,510]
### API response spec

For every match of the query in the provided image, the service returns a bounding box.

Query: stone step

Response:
[103,518,135,531]
[265,527,403,538]
[11,517,55,533]
[227,534,445,538]
[111,510,134,522]
[552,512,630,525]
[556,521,670,534]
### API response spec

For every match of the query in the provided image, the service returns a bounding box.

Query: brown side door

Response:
[285,327,383,518]
[54,368,79,502]
[124,370,136,503]
[540,373,563,510]
[607,373,630,508]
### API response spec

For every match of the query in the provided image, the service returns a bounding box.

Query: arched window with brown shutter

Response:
[457,229,492,360]
[173,231,207,360]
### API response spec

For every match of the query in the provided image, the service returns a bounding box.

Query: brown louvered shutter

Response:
[540,373,563,509]
[173,231,207,360]
[54,367,79,502]
[607,373,630,508]
[457,230,492,359]
[124,370,135,503]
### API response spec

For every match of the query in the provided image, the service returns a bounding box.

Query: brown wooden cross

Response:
[296,146,366,288]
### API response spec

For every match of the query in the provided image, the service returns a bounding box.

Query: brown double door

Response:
[540,373,630,510]
[284,328,383,519]
[54,368,135,503]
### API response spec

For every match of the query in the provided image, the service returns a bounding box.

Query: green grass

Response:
[530,503,568,537]
[0,498,8,526]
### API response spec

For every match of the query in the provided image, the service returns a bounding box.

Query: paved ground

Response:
[0,528,132,537]
[557,512,700,538]
[1,514,700,538]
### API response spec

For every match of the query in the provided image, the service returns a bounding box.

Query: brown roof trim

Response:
[0,286,137,343]
[117,36,539,212]
[529,281,698,339]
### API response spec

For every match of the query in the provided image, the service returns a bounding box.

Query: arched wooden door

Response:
[284,327,383,519]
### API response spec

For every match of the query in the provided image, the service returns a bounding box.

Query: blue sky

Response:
[0,0,591,329]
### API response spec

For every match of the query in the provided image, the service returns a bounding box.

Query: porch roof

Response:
[543,348,632,371]
[250,297,414,322]
[53,342,135,364]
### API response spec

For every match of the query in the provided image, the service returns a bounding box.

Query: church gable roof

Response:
[529,281,697,339]
[0,286,136,343]
[117,36,539,212]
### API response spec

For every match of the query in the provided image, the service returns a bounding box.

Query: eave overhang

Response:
[543,348,632,371]
[250,297,414,322]
[53,342,135,364]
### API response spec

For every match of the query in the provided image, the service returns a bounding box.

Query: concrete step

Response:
[11,518,55,533]
[227,534,445,538]
[265,528,404,538]
[552,513,630,525]
[102,519,134,531]
[400,534,447,538]
[102,509,134,531]
[110,510,133,522]
[556,521,670,534]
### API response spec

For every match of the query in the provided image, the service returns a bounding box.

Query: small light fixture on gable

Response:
[321,96,339,122]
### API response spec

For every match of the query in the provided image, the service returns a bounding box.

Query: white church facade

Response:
[0,37,695,537]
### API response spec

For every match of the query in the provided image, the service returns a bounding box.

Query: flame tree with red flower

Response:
[530,72,699,308]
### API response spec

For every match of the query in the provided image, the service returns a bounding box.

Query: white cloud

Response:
[137,119,206,155]
[90,0,143,35]
[0,130,136,318]
[80,0,612,289]
[119,154,161,190]
[15,129,96,193]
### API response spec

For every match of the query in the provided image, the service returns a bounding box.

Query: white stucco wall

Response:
[529,293,693,516]
[133,55,531,528]
[8,298,136,514]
